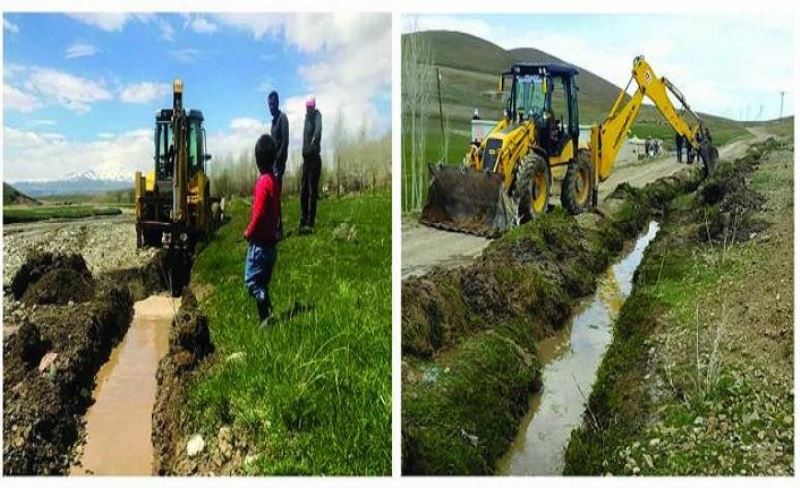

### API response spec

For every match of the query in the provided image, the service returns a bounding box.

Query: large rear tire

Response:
[561,149,594,215]
[515,152,550,224]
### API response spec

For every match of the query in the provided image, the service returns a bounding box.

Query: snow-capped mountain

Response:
[13,168,135,197]
[64,168,131,183]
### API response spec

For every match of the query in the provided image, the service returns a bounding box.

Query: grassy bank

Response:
[564,137,794,475]
[180,190,391,475]
[3,205,123,224]
[402,170,702,475]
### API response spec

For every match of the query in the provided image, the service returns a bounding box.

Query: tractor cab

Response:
[154,109,208,181]
[502,63,580,158]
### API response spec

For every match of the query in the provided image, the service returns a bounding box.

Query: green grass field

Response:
[3,205,123,224]
[184,190,391,475]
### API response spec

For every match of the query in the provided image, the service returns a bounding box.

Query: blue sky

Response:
[404,13,794,122]
[4,13,391,181]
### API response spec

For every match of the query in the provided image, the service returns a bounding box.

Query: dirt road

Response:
[3,213,156,288]
[401,131,762,278]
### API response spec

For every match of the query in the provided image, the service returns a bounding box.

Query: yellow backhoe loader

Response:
[134,78,222,295]
[421,55,718,236]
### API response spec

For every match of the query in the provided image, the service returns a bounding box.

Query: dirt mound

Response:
[152,287,215,475]
[102,249,171,301]
[22,268,95,306]
[695,139,776,243]
[9,252,92,300]
[3,286,133,475]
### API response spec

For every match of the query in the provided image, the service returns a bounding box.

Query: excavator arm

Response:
[591,55,717,181]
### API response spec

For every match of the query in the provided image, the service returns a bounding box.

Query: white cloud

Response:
[169,48,201,64]
[4,17,19,33]
[66,13,175,42]
[213,13,283,39]
[258,79,275,94]
[30,119,56,126]
[207,14,391,164]
[65,41,98,59]
[186,15,218,34]
[4,84,41,112]
[24,67,112,113]
[156,17,175,41]
[67,13,131,32]
[119,81,171,104]
[4,125,153,182]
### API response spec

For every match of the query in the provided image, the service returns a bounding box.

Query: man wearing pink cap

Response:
[300,94,322,234]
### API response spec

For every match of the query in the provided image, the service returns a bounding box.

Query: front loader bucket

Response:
[420,165,515,238]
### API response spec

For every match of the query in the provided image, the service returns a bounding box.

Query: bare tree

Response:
[402,23,433,212]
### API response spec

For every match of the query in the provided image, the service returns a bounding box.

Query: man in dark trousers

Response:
[268,91,288,238]
[675,132,684,163]
[300,94,322,234]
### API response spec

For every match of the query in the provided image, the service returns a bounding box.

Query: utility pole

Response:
[779,91,785,119]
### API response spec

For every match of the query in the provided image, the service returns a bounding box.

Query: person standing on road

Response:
[268,91,289,239]
[244,134,281,327]
[675,132,684,163]
[299,94,322,234]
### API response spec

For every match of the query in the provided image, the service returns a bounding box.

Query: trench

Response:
[70,295,180,476]
[496,221,659,476]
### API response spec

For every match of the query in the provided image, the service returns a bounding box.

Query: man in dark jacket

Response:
[268,91,289,182]
[675,132,684,163]
[268,91,289,238]
[300,95,322,234]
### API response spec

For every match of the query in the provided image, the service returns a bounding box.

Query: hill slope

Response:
[402,30,746,131]
[3,183,41,206]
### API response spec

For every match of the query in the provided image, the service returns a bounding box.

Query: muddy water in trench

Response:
[70,295,179,476]
[496,221,659,476]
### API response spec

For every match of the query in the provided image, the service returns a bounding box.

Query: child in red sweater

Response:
[244,134,282,326]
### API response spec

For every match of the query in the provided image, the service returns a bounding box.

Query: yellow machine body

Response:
[134,78,220,250]
[421,56,718,236]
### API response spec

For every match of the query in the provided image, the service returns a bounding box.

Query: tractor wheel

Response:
[515,152,550,224]
[561,149,594,215]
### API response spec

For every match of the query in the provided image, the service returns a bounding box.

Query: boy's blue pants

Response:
[244,242,277,315]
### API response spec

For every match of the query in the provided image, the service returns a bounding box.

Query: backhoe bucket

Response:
[700,141,719,177]
[420,165,515,237]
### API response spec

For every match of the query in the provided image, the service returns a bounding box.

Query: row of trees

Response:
[210,119,391,199]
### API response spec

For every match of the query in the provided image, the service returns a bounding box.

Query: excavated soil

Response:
[693,140,780,244]
[3,256,133,475]
[152,288,215,475]
[2,250,174,475]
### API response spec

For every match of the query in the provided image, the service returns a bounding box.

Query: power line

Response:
[779,91,785,119]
